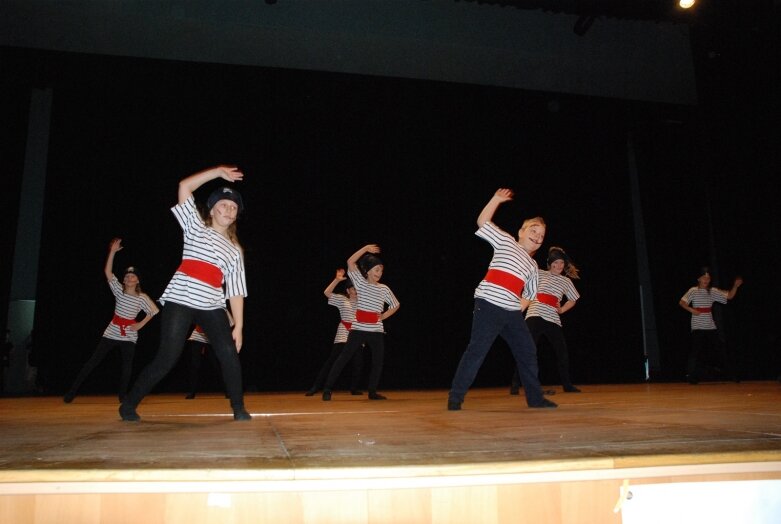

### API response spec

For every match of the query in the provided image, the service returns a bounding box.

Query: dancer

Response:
[679,266,743,384]
[448,188,557,411]
[183,308,232,399]
[510,246,581,395]
[119,165,250,421]
[64,238,158,403]
[322,244,399,401]
[305,269,364,396]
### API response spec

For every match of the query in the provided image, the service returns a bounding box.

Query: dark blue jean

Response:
[449,299,544,406]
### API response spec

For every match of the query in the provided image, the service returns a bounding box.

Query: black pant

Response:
[687,329,736,382]
[310,342,364,392]
[511,316,575,390]
[325,331,384,394]
[68,337,135,400]
[124,302,245,409]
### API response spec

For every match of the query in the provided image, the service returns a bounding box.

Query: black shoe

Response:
[543,389,557,396]
[447,401,462,411]
[687,375,699,385]
[63,392,75,404]
[322,390,332,401]
[563,385,581,393]
[350,390,364,396]
[119,403,140,422]
[185,393,195,399]
[529,398,558,408]
[509,386,520,395]
[304,389,317,396]
[233,408,251,421]
[368,392,387,400]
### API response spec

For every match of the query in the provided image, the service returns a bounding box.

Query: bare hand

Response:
[217,165,244,183]
[109,238,123,253]
[233,326,243,353]
[364,244,381,254]
[335,268,346,280]
[494,188,514,202]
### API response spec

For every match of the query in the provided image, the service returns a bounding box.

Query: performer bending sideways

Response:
[448,188,557,411]
[120,165,250,421]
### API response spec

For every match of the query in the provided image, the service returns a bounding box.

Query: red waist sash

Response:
[194,325,204,333]
[341,320,353,331]
[536,293,560,307]
[112,314,136,337]
[694,307,712,313]
[177,259,223,288]
[355,310,381,323]
[484,269,525,297]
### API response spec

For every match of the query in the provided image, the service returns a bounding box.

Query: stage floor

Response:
[2,381,781,485]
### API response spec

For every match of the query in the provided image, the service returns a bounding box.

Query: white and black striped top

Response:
[328,294,357,344]
[159,196,247,310]
[347,267,400,333]
[188,326,209,344]
[680,287,728,331]
[473,221,539,311]
[525,270,579,326]
[102,276,156,342]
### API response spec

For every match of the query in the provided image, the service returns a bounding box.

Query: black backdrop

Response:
[2,47,778,395]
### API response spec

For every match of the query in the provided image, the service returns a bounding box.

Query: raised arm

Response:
[324,268,347,298]
[347,244,381,272]
[477,188,514,227]
[178,165,244,205]
[104,238,123,281]
[727,276,743,300]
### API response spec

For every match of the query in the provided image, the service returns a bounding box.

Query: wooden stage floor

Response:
[2,382,781,523]
[3,381,781,479]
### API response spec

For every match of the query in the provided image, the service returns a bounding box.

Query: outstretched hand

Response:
[494,188,514,202]
[364,244,381,255]
[335,268,347,280]
[108,238,123,253]
[216,165,244,183]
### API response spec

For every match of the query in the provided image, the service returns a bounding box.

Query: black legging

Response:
[124,302,245,409]
[325,331,384,394]
[511,316,574,390]
[67,337,135,400]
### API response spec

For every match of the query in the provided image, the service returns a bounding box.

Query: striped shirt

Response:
[188,326,210,344]
[526,270,580,326]
[159,196,247,310]
[102,276,156,342]
[473,221,539,311]
[347,267,400,333]
[681,286,728,331]
[328,294,357,344]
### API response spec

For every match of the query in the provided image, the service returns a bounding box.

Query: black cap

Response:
[207,186,244,213]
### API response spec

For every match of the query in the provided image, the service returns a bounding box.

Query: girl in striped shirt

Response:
[322,244,400,401]
[510,246,581,395]
[448,188,557,411]
[120,165,250,421]
[679,266,743,384]
[64,238,158,403]
[305,269,364,396]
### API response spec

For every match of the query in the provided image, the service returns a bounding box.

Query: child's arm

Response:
[477,188,514,227]
[324,269,347,298]
[104,238,123,281]
[177,165,243,205]
[347,244,380,272]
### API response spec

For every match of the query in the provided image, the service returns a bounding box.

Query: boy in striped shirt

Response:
[448,188,557,411]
